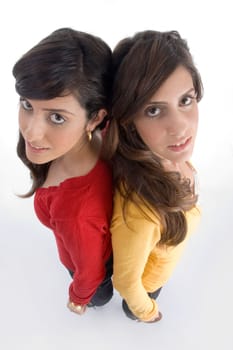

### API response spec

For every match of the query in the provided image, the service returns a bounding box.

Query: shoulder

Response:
[112,187,161,234]
[111,190,162,247]
[79,160,113,218]
[86,159,113,196]
[93,159,112,180]
[113,187,159,219]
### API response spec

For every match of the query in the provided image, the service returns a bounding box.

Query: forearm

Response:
[112,224,162,320]
[114,277,159,321]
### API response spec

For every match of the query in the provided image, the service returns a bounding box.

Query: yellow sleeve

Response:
[111,193,161,322]
[111,190,201,322]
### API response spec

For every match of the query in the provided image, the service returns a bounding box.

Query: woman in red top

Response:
[13,28,113,315]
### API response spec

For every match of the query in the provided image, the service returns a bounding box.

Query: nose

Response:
[167,110,188,137]
[23,116,46,142]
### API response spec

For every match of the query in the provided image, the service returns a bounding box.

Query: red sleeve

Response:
[55,216,111,305]
[34,192,51,228]
[34,160,113,305]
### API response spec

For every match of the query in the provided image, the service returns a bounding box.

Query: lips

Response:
[26,142,49,153]
[167,137,191,152]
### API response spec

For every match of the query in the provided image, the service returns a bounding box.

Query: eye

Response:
[20,98,32,111]
[181,95,195,106]
[145,105,161,118]
[49,113,66,125]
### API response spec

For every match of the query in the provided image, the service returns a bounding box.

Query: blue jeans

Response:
[68,255,113,307]
[122,287,162,320]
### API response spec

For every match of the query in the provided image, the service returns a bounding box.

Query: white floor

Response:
[1,0,233,348]
[1,168,233,350]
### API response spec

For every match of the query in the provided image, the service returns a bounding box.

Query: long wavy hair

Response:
[103,30,203,246]
[13,28,112,197]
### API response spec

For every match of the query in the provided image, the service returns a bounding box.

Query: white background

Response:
[1,1,233,349]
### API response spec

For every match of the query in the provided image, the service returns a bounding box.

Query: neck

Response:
[162,159,185,173]
[43,131,102,187]
[58,132,102,176]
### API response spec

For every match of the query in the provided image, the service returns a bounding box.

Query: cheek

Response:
[54,128,84,148]
[18,113,26,132]
[191,105,199,126]
[192,113,199,133]
[138,128,161,149]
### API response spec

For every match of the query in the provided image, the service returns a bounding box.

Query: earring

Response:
[87,130,92,142]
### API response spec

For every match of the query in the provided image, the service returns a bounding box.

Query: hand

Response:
[67,300,87,315]
[145,311,162,323]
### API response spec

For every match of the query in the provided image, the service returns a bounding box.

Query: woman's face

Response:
[18,94,92,164]
[134,66,199,164]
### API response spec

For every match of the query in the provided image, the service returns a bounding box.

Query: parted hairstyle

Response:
[13,27,112,197]
[103,30,203,246]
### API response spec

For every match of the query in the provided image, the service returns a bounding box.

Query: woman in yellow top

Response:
[103,30,203,323]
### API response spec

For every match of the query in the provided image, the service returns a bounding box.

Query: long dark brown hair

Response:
[13,28,112,197]
[103,30,203,246]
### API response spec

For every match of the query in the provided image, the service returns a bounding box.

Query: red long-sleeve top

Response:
[34,160,113,305]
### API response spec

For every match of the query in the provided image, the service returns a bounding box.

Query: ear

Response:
[86,109,107,132]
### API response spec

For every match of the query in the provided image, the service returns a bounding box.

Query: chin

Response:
[26,156,48,165]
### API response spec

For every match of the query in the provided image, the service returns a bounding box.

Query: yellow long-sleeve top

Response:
[111,190,201,322]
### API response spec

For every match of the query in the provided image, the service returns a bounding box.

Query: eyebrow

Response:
[42,108,76,116]
[148,88,196,104]
[20,97,77,116]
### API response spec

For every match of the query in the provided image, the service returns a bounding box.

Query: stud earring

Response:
[87,130,92,142]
